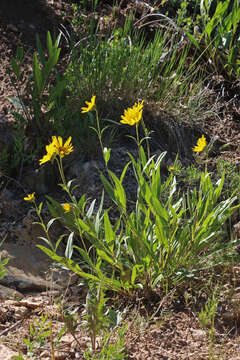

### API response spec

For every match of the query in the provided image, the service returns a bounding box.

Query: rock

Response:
[0,273,59,292]
[0,344,18,359]
[0,284,24,299]
[0,243,63,293]
[233,221,240,239]
[22,164,58,194]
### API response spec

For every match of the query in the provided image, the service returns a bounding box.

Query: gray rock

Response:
[1,243,63,293]
[22,164,58,194]
[0,273,60,292]
[0,284,24,299]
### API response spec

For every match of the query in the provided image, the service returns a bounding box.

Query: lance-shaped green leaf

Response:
[33,52,43,95]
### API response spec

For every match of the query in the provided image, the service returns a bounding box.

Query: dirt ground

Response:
[1,1,240,359]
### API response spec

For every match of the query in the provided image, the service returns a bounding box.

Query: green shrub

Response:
[29,100,240,294]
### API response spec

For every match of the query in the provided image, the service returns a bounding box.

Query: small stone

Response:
[55,353,69,360]
[7,24,18,32]
[40,350,49,358]
[190,328,206,341]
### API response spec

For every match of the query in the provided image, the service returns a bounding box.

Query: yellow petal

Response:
[64,136,72,147]
[62,203,71,213]
[24,192,35,201]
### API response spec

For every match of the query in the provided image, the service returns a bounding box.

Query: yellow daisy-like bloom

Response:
[62,203,71,213]
[168,166,174,172]
[39,141,56,165]
[81,95,96,113]
[24,192,35,202]
[120,100,144,126]
[39,136,73,165]
[51,136,74,158]
[192,135,207,153]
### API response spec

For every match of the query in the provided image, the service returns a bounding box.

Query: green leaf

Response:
[46,217,59,232]
[86,199,96,219]
[120,161,131,183]
[185,31,200,50]
[37,245,61,261]
[54,32,62,49]
[155,151,167,170]
[36,34,46,65]
[7,96,26,112]
[104,211,115,251]
[139,146,147,167]
[97,249,115,266]
[78,194,86,210]
[16,46,24,62]
[109,170,126,211]
[37,245,99,281]
[38,236,53,248]
[95,191,104,235]
[73,245,96,269]
[65,232,74,259]
[33,52,42,95]
[10,57,20,79]
[100,174,115,202]
[55,234,67,252]
[149,196,169,222]
[131,264,139,285]
[103,147,111,165]
[77,218,92,233]
[46,31,53,57]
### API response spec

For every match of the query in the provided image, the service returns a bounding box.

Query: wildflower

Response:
[120,100,144,126]
[52,136,74,158]
[39,141,56,165]
[62,203,71,213]
[24,192,35,202]
[192,135,207,153]
[168,166,174,172]
[81,95,96,113]
[39,136,73,165]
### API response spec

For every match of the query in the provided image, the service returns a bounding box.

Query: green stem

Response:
[94,108,115,189]
[95,108,109,172]
[95,109,104,157]
[136,123,140,160]
[33,200,54,251]
[141,119,150,160]
[56,157,88,254]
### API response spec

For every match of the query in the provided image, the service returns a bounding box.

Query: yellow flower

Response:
[39,141,56,165]
[51,136,74,158]
[81,95,96,113]
[62,203,71,213]
[120,100,144,126]
[168,166,174,171]
[192,135,207,152]
[24,192,35,202]
[39,136,73,165]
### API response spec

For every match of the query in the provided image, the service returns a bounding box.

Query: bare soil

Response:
[1,1,240,359]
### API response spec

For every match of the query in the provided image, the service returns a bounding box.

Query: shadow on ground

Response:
[0,0,71,48]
